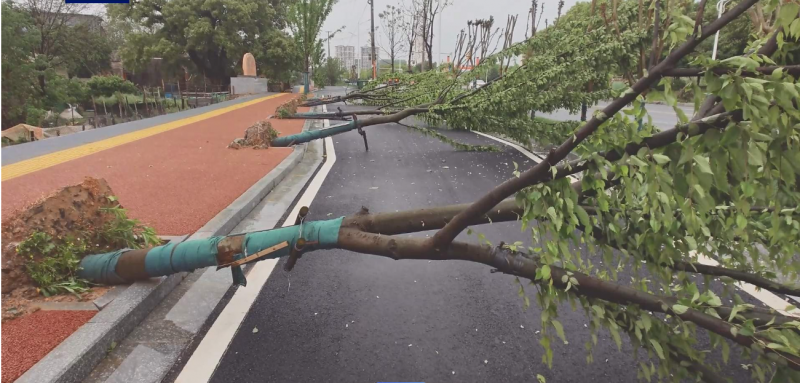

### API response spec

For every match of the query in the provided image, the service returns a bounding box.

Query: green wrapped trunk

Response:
[78,218,345,285]
[271,121,358,147]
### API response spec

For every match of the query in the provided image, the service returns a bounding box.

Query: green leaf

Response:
[630,156,648,167]
[736,214,747,229]
[722,341,730,363]
[641,315,652,332]
[693,155,713,174]
[552,320,567,344]
[537,375,546,383]
[575,206,591,228]
[541,265,551,281]
[707,294,722,307]
[672,304,689,315]
[748,142,763,166]
[652,154,671,165]
[685,236,697,251]
[609,326,622,350]
[778,3,800,30]
[649,339,665,360]
[547,206,557,222]
[729,305,742,322]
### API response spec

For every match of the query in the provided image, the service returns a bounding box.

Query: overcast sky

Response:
[322,0,583,62]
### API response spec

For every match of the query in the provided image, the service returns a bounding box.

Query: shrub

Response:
[65,78,90,104]
[24,106,47,126]
[97,197,161,249]
[17,232,89,297]
[87,75,138,97]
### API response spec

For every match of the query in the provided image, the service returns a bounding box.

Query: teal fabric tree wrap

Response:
[271,121,357,146]
[77,218,345,284]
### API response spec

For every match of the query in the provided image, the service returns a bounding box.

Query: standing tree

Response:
[379,5,406,73]
[107,0,290,85]
[323,57,342,86]
[76,1,800,381]
[21,0,113,93]
[418,0,448,70]
[2,1,41,128]
[401,0,421,73]
[254,29,302,86]
[287,0,338,94]
[2,0,111,128]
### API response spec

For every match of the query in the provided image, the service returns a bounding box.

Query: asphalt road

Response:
[539,101,695,131]
[206,87,762,383]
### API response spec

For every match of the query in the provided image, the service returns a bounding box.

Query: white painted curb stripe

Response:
[692,251,798,317]
[175,106,336,383]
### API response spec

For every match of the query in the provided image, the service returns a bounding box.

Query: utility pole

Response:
[369,0,376,79]
[438,0,442,69]
[327,31,332,60]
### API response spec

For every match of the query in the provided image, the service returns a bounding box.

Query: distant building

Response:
[360,46,379,71]
[410,14,425,67]
[334,45,356,72]
[61,13,103,30]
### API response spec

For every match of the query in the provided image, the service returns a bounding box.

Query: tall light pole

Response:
[327,31,332,60]
[438,0,442,67]
[369,0,377,79]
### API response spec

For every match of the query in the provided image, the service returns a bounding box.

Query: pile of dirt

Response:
[274,98,300,118]
[1,177,120,320]
[228,120,280,149]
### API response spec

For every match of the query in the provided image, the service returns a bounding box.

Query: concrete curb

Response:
[16,108,313,383]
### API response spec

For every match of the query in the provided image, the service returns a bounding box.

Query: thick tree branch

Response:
[337,228,800,369]
[672,261,800,296]
[549,110,741,181]
[649,0,661,70]
[343,196,800,298]
[693,26,783,120]
[428,0,760,250]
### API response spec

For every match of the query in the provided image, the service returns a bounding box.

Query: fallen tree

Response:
[73,0,800,381]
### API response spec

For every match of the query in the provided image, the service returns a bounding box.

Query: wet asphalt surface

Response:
[208,87,764,383]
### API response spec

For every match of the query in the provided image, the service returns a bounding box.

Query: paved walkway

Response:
[2,93,307,235]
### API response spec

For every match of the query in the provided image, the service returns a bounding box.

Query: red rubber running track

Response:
[2,94,308,235]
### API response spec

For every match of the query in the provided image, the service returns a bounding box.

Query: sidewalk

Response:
[2,93,307,235]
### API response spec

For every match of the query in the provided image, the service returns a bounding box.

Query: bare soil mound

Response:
[1,177,120,319]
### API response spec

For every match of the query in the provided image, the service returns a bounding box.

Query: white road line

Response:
[473,131,579,182]
[478,130,797,317]
[473,131,544,162]
[175,106,337,383]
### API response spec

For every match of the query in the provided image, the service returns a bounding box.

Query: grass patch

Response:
[17,196,161,297]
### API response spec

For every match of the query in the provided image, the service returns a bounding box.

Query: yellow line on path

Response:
[2,93,288,181]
